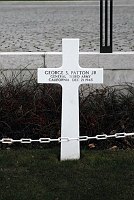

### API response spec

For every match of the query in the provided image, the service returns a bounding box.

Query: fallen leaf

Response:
[88,143,95,149]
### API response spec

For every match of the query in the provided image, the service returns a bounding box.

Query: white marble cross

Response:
[38,39,103,160]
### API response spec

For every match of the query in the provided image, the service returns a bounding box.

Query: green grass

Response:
[0,148,133,200]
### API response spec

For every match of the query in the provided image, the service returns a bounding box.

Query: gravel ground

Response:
[0,1,134,52]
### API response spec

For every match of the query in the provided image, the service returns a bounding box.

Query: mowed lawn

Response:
[0,147,133,200]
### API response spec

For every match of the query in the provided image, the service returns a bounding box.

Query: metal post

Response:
[110,0,113,50]
[100,0,113,53]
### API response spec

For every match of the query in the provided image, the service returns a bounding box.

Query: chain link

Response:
[1,138,13,144]
[59,137,70,142]
[79,136,89,141]
[39,138,50,143]
[115,132,126,138]
[95,134,107,140]
[0,132,134,144]
[20,139,32,143]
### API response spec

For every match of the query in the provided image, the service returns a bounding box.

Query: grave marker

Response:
[38,39,103,160]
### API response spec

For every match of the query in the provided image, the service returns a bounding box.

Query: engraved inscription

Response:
[44,70,97,82]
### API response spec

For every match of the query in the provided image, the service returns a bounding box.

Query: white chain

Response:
[0,132,134,144]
